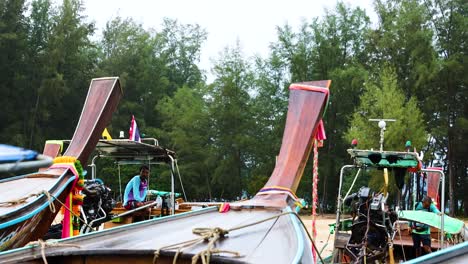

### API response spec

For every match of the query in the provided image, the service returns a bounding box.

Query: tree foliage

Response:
[345,67,427,151]
[0,0,466,214]
[207,43,254,198]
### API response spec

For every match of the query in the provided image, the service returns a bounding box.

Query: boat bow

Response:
[233,80,330,209]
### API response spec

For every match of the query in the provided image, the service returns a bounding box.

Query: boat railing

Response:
[335,164,447,249]
[57,137,159,146]
[141,137,159,146]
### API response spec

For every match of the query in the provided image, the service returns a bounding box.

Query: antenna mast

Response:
[369,119,396,151]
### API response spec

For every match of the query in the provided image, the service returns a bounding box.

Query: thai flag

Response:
[129,115,141,142]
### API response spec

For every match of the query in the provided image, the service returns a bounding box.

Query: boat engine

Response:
[43,180,115,239]
[81,180,115,228]
[344,186,396,263]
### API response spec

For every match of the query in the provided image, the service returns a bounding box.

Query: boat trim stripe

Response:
[289,84,330,95]
[403,241,468,264]
[0,174,76,229]
[286,207,305,263]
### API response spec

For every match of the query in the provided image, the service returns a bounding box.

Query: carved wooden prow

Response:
[261,80,330,192]
[62,77,122,166]
[233,80,330,209]
[38,140,63,171]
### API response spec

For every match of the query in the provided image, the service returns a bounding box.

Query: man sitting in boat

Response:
[123,165,152,211]
[409,196,440,257]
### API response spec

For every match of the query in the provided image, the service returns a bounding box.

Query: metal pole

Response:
[175,159,188,201]
[147,157,151,197]
[90,155,99,180]
[169,155,175,215]
[335,165,357,232]
[441,170,445,249]
[147,157,151,219]
[368,119,395,152]
[379,127,385,152]
[118,164,122,203]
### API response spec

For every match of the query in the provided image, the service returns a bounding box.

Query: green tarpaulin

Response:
[399,210,465,234]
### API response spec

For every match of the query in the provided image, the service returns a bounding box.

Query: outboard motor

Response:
[43,180,115,239]
[344,186,396,263]
[81,180,115,230]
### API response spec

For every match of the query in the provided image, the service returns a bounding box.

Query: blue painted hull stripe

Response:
[403,241,468,264]
[0,206,219,257]
[0,174,76,229]
[287,207,305,263]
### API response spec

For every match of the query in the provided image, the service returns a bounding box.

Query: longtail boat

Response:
[0,77,122,251]
[330,120,468,263]
[68,138,188,231]
[40,116,213,233]
[0,80,330,263]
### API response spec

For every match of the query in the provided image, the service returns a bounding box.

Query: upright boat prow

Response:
[62,78,123,164]
[234,80,330,209]
[0,80,329,263]
[0,77,122,251]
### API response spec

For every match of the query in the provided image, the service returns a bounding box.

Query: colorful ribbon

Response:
[311,139,319,262]
[51,156,84,238]
[258,186,300,202]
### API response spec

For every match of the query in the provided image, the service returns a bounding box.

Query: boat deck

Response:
[392,230,452,249]
[0,175,59,215]
[0,207,312,264]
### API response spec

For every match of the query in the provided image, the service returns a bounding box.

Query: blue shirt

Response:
[123,175,148,206]
[412,202,440,235]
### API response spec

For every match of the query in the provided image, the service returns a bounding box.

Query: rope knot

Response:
[152,211,325,263]
[192,227,229,239]
[215,227,229,237]
[26,239,80,264]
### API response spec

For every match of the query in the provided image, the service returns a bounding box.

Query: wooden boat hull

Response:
[403,241,468,264]
[0,171,75,250]
[0,207,313,263]
[233,81,330,209]
[0,80,328,262]
[63,77,123,164]
[0,77,122,250]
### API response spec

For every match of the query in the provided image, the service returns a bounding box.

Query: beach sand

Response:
[300,214,337,258]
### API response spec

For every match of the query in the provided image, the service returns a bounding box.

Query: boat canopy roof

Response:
[92,139,176,164]
[348,149,419,168]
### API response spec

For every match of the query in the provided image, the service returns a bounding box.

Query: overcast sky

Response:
[81,0,376,78]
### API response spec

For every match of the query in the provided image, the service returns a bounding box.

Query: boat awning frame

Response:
[92,139,175,163]
[335,165,447,248]
[88,139,178,214]
[57,138,179,215]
